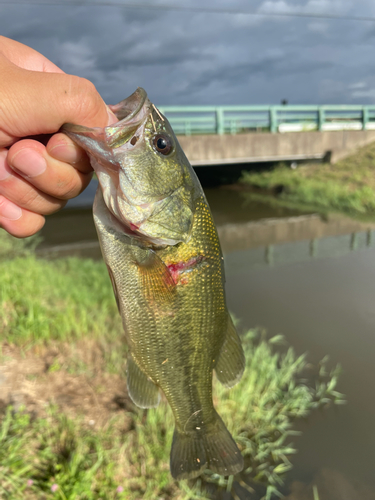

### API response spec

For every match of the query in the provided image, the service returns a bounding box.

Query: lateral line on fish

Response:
[152,104,164,121]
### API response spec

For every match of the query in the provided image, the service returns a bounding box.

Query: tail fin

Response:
[170,411,243,480]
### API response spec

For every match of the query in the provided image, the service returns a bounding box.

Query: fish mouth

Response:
[104,88,152,149]
[61,87,152,158]
[109,87,148,121]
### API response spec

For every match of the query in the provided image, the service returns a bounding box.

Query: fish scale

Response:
[62,87,245,480]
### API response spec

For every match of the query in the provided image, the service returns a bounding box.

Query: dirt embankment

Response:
[0,339,133,431]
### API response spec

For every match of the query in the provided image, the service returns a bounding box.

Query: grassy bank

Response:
[0,235,344,499]
[1,255,121,346]
[241,141,375,217]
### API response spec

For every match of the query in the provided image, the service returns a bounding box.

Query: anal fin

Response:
[215,316,245,388]
[127,354,160,408]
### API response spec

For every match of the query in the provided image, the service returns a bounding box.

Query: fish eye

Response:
[152,134,173,155]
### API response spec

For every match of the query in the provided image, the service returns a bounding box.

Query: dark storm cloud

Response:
[184,49,334,91]
[1,0,375,105]
[173,50,334,105]
[97,37,208,72]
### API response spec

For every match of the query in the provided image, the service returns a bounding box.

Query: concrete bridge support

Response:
[177,130,375,166]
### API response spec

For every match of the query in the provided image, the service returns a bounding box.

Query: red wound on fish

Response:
[167,256,204,284]
[129,222,139,232]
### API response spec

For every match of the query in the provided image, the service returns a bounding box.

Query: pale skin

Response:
[0,36,117,237]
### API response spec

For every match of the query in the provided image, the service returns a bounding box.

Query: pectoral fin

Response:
[214,316,245,388]
[127,354,160,408]
[136,250,176,304]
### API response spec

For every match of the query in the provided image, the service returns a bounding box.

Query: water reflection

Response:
[223,227,375,274]
[226,247,375,494]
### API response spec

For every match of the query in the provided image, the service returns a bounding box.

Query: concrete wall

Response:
[177,130,375,165]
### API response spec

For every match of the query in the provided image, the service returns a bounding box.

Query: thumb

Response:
[0,57,114,146]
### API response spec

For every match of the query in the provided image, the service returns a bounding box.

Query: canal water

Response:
[39,179,375,498]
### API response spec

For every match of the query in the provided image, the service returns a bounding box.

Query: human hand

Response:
[0,36,117,237]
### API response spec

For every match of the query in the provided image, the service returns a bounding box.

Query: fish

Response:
[62,88,245,480]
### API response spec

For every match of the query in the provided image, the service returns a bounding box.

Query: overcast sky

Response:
[1,0,375,106]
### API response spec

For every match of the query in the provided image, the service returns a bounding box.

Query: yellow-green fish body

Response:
[62,88,245,479]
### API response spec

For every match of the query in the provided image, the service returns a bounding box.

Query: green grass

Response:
[240,141,375,217]
[0,330,344,500]
[0,234,344,499]
[0,255,121,347]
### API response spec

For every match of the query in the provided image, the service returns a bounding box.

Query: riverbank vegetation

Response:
[0,234,344,499]
[240,141,375,218]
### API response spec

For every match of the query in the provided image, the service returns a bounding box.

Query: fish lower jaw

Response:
[118,216,191,246]
[106,196,192,245]
[108,209,185,246]
[138,233,186,247]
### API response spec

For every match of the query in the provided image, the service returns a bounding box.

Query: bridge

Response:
[158,104,375,165]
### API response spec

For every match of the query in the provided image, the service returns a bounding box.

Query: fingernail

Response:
[0,151,11,181]
[10,149,47,178]
[0,196,22,220]
[107,107,118,126]
[49,143,83,164]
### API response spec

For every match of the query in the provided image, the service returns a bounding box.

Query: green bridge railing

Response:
[157,104,375,135]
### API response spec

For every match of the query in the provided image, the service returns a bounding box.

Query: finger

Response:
[46,133,92,174]
[0,196,45,238]
[0,57,116,147]
[0,149,67,215]
[7,139,93,201]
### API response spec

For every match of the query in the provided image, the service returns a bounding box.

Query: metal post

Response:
[318,108,325,131]
[363,107,369,130]
[270,107,277,133]
[216,108,224,135]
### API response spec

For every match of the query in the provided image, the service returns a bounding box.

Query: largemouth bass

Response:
[62,88,245,480]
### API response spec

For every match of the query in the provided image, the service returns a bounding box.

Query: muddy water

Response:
[39,180,375,497]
